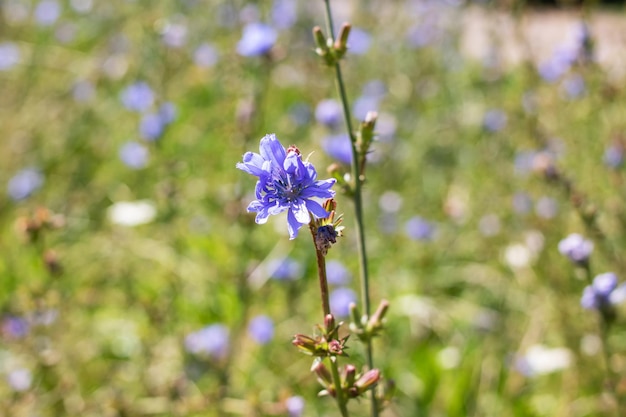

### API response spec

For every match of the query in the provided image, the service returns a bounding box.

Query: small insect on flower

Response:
[237,134,336,239]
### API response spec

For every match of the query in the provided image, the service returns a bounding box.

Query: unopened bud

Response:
[292,334,318,355]
[367,299,389,332]
[324,314,336,335]
[344,364,356,387]
[311,358,333,385]
[334,22,351,58]
[354,369,381,394]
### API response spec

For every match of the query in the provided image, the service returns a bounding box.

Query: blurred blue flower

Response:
[119,141,149,169]
[558,233,593,265]
[326,260,351,285]
[161,22,188,48]
[561,74,585,99]
[406,22,438,48]
[321,133,352,164]
[120,82,154,112]
[193,43,219,68]
[0,42,20,71]
[7,368,32,392]
[7,168,44,201]
[315,99,343,128]
[271,0,297,30]
[535,196,558,219]
[348,28,372,55]
[362,80,387,99]
[72,79,95,102]
[581,272,626,310]
[604,144,624,169]
[289,103,311,126]
[2,316,29,339]
[285,396,305,417]
[483,109,507,133]
[353,95,379,121]
[159,102,177,124]
[248,315,274,344]
[405,216,435,241]
[236,134,335,239]
[268,257,303,281]
[236,23,277,57]
[330,287,357,317]
[139,113,164,141]
[512,192,532,215]
[185,324,229,359]
[34,0,60,27]
[537,57,570,83]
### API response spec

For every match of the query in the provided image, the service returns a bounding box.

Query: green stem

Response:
[329,357,350,417]
[322,2,378,416]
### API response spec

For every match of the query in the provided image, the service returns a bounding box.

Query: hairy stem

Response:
[309,221,331,317]
[329,357,350,417]
[322,2,378,416]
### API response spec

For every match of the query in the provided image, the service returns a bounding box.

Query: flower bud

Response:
[292,334,318,355]
[334,22,351,59]
[311,358,332,385]
[354,369,381,394]
[344,364,356,388]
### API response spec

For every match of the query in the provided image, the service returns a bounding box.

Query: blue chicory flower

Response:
[193,43,219,68]
[315,99,343,128]
[120,82,154,112]
[34,0,60,27]
[271,0,298,30]
[139,113,164,141]
[237,134,336,239]
[558,233,593,265]
[604,144,624,169]
[405,216,435,241]
[7,168,44,201]
[248,315,274,345]
[119,141,149,169]
[326,260,351,285]
[236,23,277,57]
[330,287,357,317]
[0,42,20,71]
[581,272,626,310]
[285,396,305,417]
[185,324,229,359]
[321,133,352,165]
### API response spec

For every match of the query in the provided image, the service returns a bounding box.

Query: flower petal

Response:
[236,152,266,177]
[305,199,330,219]
[287,209,302,240]
[291,199,311,224]
[259,134,286,168]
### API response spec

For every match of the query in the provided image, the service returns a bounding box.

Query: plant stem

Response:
[329,357,350,417]
[322,2,378,416]
[309,221,331,317]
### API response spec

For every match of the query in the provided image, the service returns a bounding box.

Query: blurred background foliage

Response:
[2,0,626,416]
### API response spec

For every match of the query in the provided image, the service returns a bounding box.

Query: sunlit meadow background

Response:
[3,0,626,416]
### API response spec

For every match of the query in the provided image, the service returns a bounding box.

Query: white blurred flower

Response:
[503,243,533,269]
[108,200,156,227]
[516,344,572,377]
[7,368,32,391]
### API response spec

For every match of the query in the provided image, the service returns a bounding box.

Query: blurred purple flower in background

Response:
[236,23,277,57]
[119,141,149,169]
[120,82,154,112]
[271,0,297,30]
[34,0,60,27]
[0,42,20,71]
[348,28,372,55]
[139,113,164,141]
[7,369,32,392]
[7,168,44,201]
[535,196,558,219]
[72,79,95,102]
[248,315,274,344]
[185,324,230,359]
[581,272,626,310]
[159,102,176,124]
[321,133,352,164]
[2,316,29,339]
[193,43,219,68]
[330,287,357,317]
[561,74,585,99]
[326,260,351,285]
[289,103,311,126]
[483,109,507,132]
[268,257,303,281]
[604,143,624,169]
[315,99,343,128]
[512,192,533,215]
[405,216,436,241]
[558,233,593,265]
[285,395,305,417]
[161,22,188,48]
[236,134,335,239]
